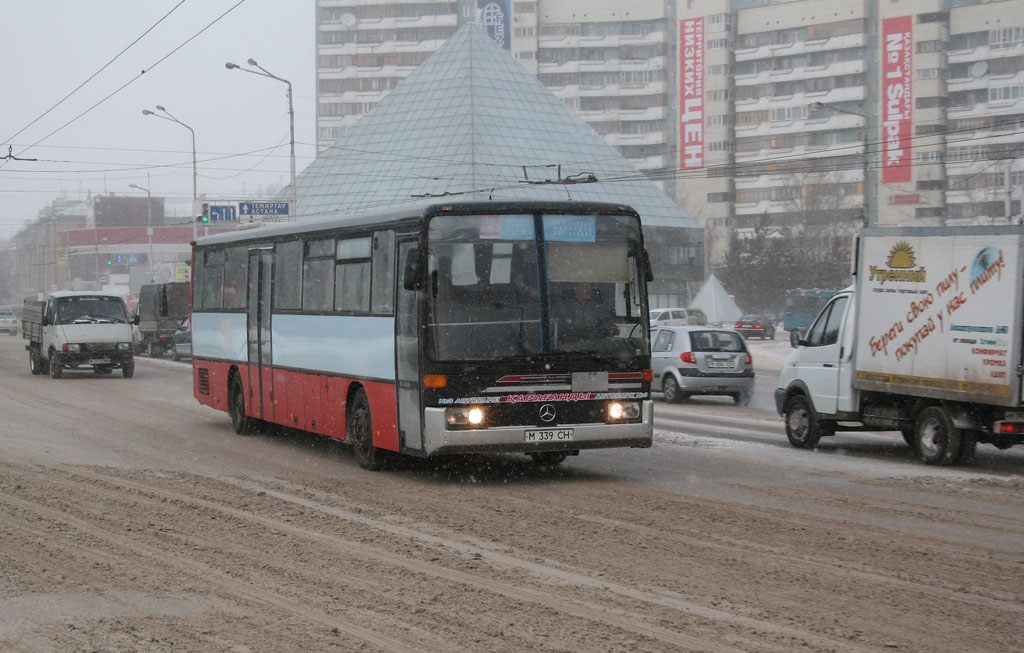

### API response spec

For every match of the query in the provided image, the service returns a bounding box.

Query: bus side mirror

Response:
[403,248,424,290]
[643,250,654,282]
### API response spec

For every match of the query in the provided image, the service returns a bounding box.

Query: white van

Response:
[649,307,705,326]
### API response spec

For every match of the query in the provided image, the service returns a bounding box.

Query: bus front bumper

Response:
[421,400,654,456]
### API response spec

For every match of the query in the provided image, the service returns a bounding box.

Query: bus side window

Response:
[372,230,395,314]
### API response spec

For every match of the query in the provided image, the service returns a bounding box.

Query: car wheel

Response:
[348,389,388,470]
[784,394,833,449]
[662,375,683,403]
[732,392,751,407]
[229,376,256,435]
[914,406,962,466]
[121,358,135,378]
[530,451,568,466]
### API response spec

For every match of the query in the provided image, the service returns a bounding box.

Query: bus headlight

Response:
[607,401,640,421]
[446,406,486,428]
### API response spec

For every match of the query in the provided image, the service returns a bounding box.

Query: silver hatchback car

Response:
[651,326,754,405]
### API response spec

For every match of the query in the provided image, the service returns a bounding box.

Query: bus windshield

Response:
[425,213,646,361]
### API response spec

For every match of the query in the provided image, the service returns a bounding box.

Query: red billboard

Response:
[881,16,913,183]
[679,17,705,170]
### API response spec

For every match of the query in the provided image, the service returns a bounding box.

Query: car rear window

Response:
[688,330,745,352]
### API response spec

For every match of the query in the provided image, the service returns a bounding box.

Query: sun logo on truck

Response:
[886,242,917,269]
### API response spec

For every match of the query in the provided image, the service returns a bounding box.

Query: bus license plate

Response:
[88,358,111,364]
[524,428,574,442]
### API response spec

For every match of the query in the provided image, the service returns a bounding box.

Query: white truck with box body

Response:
[775,226,1024,465]
[23,291,138,379]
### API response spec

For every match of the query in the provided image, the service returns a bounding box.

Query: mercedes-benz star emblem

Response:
[539,404,556,423]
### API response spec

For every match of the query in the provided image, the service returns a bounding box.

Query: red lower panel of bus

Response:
[193,360,399,452]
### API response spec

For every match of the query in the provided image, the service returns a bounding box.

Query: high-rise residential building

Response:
[676,0,1024,266]
[316,1,676,189]
[316,0,1024,270]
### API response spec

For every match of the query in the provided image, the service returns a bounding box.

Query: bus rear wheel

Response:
[348,389,387,471]
[229,377,256,435]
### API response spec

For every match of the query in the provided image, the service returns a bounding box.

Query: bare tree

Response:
[719,173,854,315]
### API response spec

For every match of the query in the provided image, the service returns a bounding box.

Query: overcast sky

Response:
[0,0,316,238]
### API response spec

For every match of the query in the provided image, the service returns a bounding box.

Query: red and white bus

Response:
[189,200,654,469]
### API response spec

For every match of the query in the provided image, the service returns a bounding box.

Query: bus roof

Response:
[194,199,640,248]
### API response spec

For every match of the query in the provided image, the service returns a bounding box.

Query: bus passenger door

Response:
[396,239,423,452]
[247,249,274,422]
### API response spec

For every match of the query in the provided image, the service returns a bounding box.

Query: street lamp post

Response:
[810,101,873,227]
[142,106,198,239]
[226,58,296,219]
[129,183,154,282]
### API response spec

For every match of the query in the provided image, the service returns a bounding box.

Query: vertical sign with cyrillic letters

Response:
[680,17,705,170]
[882,16,913,183]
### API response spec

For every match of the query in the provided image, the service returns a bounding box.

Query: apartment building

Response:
[316,0,1024,269]
[316,1,676,182]
[676,0,1024,265]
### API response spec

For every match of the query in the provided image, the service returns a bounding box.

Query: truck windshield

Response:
[56,296,129,324]
[425,213,646,361]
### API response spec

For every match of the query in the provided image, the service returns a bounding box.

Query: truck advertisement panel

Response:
[853,233,1021,404]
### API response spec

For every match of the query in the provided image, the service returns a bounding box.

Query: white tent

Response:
[689,275,743,325]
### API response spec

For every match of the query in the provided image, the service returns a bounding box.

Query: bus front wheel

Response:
[348,389,387,471]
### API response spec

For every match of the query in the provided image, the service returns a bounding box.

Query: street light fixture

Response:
[810,101,873,227]
[128,183,155,282]
[226,58,296,219]
[142,106,198,239]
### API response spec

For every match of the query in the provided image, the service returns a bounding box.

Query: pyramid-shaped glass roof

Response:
[297,23,698,231]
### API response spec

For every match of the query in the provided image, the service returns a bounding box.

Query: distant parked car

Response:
[734,315,775,340]
[649,307,703,327]
[171,315,191,362]
[651,325,754,405]
[0,310,18,335]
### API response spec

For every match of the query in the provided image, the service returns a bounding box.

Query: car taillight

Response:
[745,353,753,365]
[680,351,696,364]
[754,323,761,329]
[734,323,741,328]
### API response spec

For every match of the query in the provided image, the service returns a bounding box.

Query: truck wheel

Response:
[348,389,387,470]
[900,426,915,447]
[171,347,180,362]
[49,350,63,379]
[122,358,135,378]
[29,350,42,375]
[784,394,832,449]
[954,431,978,465]
[229,377,256,435]
[914,406,962,466]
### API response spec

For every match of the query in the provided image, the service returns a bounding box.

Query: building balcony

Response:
[735,85,864,111]
[602,132,666,147]
[948,41,1024,64]
[538,30,666,50]
[627,155,667,170]
[734,33,864,62]
[734,59,864,87]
